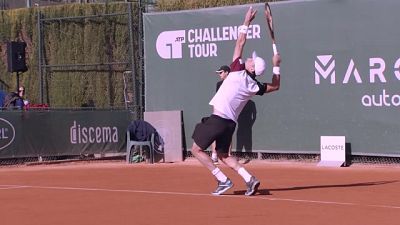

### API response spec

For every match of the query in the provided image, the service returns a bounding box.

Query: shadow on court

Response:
[232,180,398,196]
[233,188,271,196]
[268,180,398,192]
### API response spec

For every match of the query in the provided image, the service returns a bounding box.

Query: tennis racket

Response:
[265,2,278,55]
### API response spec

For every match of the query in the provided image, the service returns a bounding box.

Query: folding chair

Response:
[126,131,155,164]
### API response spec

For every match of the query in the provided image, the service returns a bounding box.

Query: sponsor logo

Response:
[156,30,186,59]
[156,25,261,59]
[0,118,16,150]
[315,55,400,107]
[315,55,335,84]
[70,121,118,144]
[321,144,345,151]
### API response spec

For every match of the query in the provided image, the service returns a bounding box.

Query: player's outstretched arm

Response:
[232,7,257,61]
[265,54,281,93]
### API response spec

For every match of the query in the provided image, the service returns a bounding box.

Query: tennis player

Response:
[191,6,281,196]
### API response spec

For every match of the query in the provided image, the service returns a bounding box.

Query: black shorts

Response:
[192,115,236,153]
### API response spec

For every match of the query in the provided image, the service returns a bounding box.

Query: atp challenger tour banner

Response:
[144,0,400,156]
[0,110,130,158]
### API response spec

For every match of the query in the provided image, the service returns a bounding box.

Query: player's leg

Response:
[219,154,260,196]
[211,141,219,164]
[191,142,216,171]
[191,116,233,195]
[201,117,218,164]
[216,125,260,196]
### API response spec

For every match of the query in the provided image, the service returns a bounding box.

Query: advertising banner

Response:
[0,110,130,158]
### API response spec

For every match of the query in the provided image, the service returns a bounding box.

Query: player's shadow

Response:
[233,189,271,196]
[236,100,256,155]
[268,180,398,192]
[232,180,397,196]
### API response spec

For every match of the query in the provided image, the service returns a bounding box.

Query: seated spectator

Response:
[3,86,28,110]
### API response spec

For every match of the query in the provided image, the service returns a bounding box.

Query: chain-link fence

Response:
[36,2,145,118]
[4,151,399,168]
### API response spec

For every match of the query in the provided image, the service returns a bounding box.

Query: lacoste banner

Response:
[0,110,130,158]
[144,0,400,156]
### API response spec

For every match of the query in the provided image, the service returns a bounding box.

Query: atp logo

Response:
[156,30,186,59]
[315,55,335,84]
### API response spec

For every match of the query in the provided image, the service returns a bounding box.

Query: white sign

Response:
[318,136,346,167]
[144,110,183,162]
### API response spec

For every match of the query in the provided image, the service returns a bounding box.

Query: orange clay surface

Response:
[0,159,399,225]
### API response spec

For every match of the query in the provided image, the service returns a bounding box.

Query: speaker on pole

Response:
[7,41,28,73]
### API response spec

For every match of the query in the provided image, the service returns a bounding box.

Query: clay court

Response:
[0,160,399,225]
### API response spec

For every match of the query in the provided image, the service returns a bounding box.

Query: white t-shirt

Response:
[209,58,265,122]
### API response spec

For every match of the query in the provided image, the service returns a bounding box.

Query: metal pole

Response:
[16,72,20,92]
[127,2,138,118]
[37,11,43,104]
[40,12,128,22]
[138,0,144,118]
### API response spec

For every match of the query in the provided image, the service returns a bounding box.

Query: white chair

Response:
[126,131,155,164]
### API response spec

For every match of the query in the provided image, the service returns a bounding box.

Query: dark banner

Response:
[0,110,131,158]
[144,0,400,156]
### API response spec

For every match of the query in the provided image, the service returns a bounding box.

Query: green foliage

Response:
[156,0,280,11]
[0,3,137,108]
[41,3,138,108]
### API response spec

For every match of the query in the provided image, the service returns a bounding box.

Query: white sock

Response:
[238,167,252,182]
[211,168,227,182]
[211,153,218,160]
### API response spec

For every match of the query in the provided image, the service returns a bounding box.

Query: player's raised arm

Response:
[265,54,281,93]
[232,7,257,62]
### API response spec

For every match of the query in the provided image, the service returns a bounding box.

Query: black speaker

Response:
[7,41,28,73]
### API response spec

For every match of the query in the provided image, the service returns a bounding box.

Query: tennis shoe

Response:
[212,178,233,195]
[245,176,260,196]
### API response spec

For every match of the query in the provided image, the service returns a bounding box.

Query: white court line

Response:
[2,184,400,210]
[0,185,29,190]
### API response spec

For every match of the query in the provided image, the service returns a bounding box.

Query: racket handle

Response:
[272,43,278,55]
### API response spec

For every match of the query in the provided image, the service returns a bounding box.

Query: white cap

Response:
[252,51,266,76]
